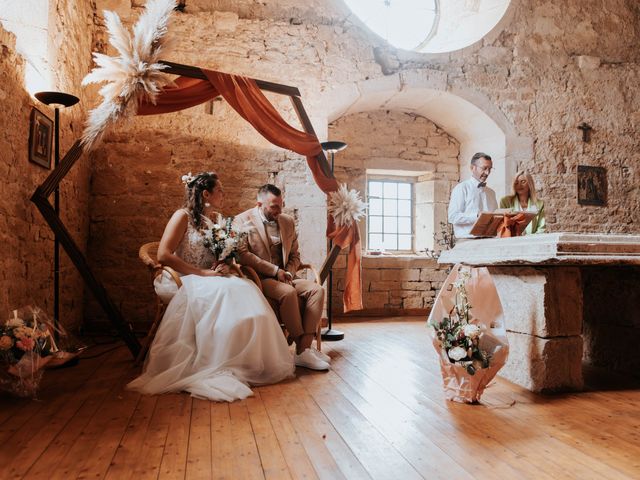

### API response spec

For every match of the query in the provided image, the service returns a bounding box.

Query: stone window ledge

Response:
[363,254,438,269]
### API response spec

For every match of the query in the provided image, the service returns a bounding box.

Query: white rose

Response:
[212,224,221,230]
[463,324,480,338]
[218,231,227,239]
[448,346,467,361]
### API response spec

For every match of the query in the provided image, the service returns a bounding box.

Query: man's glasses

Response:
[473,165,492,173]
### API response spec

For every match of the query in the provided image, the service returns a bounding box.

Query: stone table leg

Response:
[489,266,584,392]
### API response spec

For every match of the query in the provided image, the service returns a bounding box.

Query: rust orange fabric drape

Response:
[497,213,528,238]
[138,69,362,311]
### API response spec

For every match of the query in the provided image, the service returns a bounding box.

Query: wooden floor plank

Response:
[351,322,640,478]
[262,378,346,480]
[229,399,266,480]
[132,393,185,480]
[313,366,473,480]
[104,394,159,480]
[1,319,638,480]
[186,398,212,479]
[0,346,113,450]
[330,321,640,479]
[299,373,424,480]
[158,394,193,480]
[284,380,371,480]
[4,347,129,479]
[21,348,131,480]
[324,328,561,479]
[259,382,320,480]
[245,392,292,480]
[72,378,143,479]
[210,401,234,480]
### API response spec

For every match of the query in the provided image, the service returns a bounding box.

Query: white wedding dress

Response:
[128,212,294,401]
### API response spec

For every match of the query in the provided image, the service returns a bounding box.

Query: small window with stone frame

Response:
[367,177,414,253]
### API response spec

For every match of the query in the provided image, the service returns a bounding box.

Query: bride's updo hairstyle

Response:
[183,171,219,229]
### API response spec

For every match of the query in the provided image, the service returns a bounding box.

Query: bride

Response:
[128,171,294,401]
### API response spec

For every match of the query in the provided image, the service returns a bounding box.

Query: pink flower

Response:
[16,337,35,351]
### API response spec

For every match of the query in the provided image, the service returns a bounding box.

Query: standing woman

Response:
[499,171,546,234]
[128,172,294,402]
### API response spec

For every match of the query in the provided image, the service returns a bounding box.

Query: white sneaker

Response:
[295,348,330,370]
[310,347,331,363]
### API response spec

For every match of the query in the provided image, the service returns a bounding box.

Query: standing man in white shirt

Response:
[448,152,498,239]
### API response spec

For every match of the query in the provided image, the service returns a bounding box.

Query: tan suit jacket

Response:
[234,207,301,278]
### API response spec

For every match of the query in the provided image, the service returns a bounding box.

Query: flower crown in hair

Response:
[181,172,195,186]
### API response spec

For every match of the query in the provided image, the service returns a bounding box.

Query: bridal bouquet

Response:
[202,216,247,263]
[428,265,509,403]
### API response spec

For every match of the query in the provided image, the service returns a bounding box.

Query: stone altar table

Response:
[438,233,640,392]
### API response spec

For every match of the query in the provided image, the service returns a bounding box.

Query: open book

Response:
[469,208,538,237]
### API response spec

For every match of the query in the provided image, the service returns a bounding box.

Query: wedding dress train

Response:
[128,212,294,401]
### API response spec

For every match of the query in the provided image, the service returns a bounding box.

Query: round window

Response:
[343,0,511,54]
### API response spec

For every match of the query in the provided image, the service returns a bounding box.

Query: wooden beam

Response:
[318,244,342,286]
[160,60,302,97]
[30,141,141,358]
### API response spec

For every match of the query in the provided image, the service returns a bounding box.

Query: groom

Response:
[235,184,330,371]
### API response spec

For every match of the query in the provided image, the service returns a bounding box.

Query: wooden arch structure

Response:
[31,60,361,358]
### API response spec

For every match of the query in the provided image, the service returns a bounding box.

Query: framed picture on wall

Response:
[577,165,607,206]
[28,107,53,169]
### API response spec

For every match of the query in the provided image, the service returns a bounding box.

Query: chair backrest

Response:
[139,242,161,269]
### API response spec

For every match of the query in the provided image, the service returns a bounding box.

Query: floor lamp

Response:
[320,140,347,342]
[34,91,79,340]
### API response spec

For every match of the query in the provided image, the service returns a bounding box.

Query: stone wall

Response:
[0,0,94,331]
[331,254,449,315]
[82,0,640,326]
[85,2,381,327]
[390,0,640,232]
[326,110,458,314]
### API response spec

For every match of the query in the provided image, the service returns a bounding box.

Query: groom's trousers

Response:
[260,278,325,338]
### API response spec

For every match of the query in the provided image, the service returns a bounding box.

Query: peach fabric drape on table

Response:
[138,70,362,311]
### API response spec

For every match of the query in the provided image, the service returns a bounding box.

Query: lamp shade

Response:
[320,140,347,154]
[35,91,79,108]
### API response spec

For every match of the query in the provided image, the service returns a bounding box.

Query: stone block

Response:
[362,269,381,281]
[427,136,450,150]
[369,280,402,292]
[500,332,583,392]
[213,11,239,33]
[576,55,601,70]
[489,266,582,337]
[420,269,448,282]
[363,256,437,269]
[363,291,389,309]
[403,296,423,309]
[401,281,431,290]
[380,269,420,281]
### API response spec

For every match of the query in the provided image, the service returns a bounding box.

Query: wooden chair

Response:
[137,241,182,364]
[240,263,323,352]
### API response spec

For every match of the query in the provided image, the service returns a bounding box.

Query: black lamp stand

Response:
[34,91,79,340]
[320,141,348,342]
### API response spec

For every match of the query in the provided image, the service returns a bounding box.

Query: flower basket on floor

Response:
[428,264,509,403]
[0,306,82,397]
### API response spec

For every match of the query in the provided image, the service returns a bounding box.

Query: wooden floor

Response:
[1,318,639,480]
